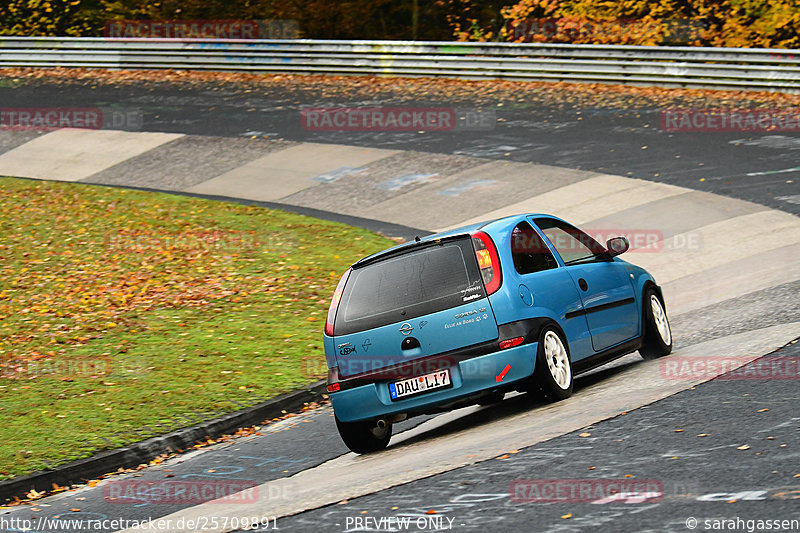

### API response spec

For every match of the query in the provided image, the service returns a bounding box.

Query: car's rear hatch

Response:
[330,236,499,378]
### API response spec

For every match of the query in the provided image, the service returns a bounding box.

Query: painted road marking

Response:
[746,166,800,177]
[310,166,366,183]
[379,173,438,191]
[437,179,497,196]
[777,194,800,205]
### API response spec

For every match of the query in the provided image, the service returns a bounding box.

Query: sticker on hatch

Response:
[445,307,488,329]
[389,369,451,400]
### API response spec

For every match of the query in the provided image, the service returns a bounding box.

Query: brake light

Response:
[325,268,351,336]
[499,336,524,350]
[471,231,502,295]
[327,383,341,393]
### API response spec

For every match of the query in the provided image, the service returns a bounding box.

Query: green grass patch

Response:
[0,177,394,480]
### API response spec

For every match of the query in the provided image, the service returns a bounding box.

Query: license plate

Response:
[389,369,451,400]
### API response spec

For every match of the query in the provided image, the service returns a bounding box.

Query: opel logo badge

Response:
[399,323,413,336]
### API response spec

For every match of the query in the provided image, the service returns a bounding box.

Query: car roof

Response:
[352,213,563,267]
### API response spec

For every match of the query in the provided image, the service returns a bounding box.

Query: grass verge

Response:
[0,177,394,480]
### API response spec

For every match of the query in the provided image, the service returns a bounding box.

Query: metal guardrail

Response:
[1,37,798,92]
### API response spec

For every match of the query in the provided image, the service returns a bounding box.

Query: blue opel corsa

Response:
[323,214,672,453]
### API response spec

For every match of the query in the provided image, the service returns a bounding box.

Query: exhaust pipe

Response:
[376,419,387,429]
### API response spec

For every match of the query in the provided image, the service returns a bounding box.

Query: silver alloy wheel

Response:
[543,330,571,390]
[650,295,672,345]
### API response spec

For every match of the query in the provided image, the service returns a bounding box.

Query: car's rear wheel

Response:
[639,288,673,359]
[335,416,392,454]
[533,327,573,401]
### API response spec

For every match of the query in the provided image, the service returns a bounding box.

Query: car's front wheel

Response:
[533,327,573,401]
[335,416,392,454]
[639,288,673,359]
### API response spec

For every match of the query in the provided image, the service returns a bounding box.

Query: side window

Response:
[510,222,558,275]
[534,218,607,265]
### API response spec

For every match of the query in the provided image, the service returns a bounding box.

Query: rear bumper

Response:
[330,342,537,423]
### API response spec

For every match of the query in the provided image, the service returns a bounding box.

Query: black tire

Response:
[335,416,392,454]
[639,288,673,360]
[533,326,573,401]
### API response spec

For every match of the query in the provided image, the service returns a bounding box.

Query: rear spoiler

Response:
[352,233,470,269]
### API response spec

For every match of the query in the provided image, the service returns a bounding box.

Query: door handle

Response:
[578,278,588,291]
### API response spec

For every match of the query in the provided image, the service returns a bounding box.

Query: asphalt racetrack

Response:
[0,74,798,533]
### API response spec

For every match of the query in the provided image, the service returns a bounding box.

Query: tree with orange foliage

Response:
[495,0,799,47]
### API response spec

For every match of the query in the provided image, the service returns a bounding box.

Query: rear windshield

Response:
[334,237,485,335]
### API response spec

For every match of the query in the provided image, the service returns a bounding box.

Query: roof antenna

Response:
[415,235,421,242]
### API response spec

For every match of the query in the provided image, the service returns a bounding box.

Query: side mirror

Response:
[606,236,629,257]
